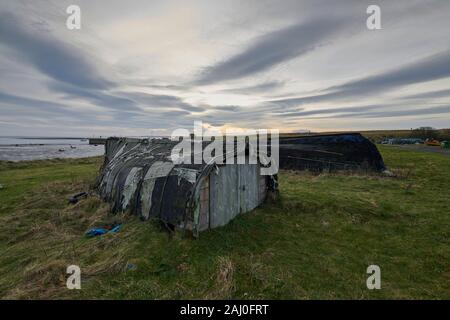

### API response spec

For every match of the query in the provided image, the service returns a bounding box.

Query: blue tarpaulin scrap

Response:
[85,224,122,237]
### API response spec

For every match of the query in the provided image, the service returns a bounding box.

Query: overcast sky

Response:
[0,0,450,137]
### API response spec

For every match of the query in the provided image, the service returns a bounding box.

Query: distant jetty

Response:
[88,138,106,145]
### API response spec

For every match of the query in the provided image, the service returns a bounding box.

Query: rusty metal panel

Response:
[210,165,239,228]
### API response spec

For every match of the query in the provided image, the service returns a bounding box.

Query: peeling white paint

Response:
[112,144,126,160]
[173,167,197,185]
[121,167,143,210]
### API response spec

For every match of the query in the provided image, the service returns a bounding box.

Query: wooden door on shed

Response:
[209,163,264,229]
[209,165,240,228]
[238,163,260,213]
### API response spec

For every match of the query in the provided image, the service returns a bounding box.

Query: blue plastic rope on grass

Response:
[85,224,122,237]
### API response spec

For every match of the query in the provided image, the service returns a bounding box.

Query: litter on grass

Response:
[85,223,122,237]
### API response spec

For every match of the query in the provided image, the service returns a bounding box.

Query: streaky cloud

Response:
[49,83,141,112]
[272,103,450,120]
[270,50,450,107]
[123,92,205,113]
[334,105,450,119]
[195,17,347,84]
[0,90,92,120]
[401,88,450,100]
[217,81,285,95]
[0,11,113,90]
[271,105,380,118]
[328,50,450,93]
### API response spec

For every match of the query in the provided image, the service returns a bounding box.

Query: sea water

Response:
[0,137,104,161]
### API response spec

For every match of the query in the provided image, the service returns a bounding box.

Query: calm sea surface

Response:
[0,137,104,161]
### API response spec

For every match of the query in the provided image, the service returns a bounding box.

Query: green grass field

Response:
[0,146,449,299]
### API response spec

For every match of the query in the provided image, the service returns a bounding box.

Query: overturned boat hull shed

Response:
[96,137,277,236]
[279,133,386,172]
